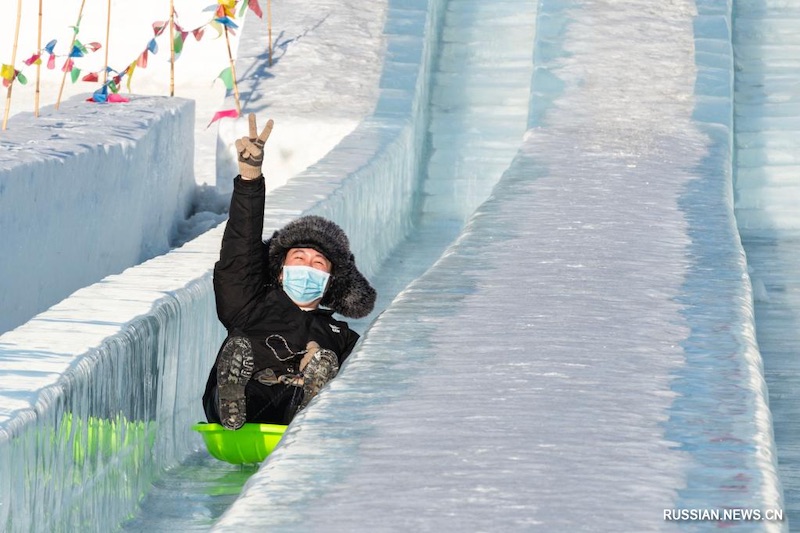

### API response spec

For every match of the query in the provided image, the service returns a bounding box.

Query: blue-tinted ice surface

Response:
[734,0,800,527]
[211,1,785,532]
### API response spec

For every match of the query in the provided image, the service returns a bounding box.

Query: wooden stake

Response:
[35,0,43,117]
[224,26,241,113]
[268,0,273,67]
[169,0,175,96]
[2,0,23,130]
[56,0,88,110]
[103,0,111,85]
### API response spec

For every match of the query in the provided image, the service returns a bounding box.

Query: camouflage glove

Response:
[300,341,320,372]
[235,113,274,180]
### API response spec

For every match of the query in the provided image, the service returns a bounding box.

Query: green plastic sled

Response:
[193,422,288,464]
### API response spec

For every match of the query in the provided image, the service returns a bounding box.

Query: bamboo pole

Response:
[169,0,175,96]
[103,0,111,84]
[56,0,88,110]
[2,0,23,130]
[35,0,43,117]
[224,26,241,113]
[268,0,272,66]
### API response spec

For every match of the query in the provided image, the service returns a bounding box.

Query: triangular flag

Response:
[216,66,234,90]
[126,62,136,91]
[44,39,57,55]
[23,54,41,66]
[47,54,56,69]
[209,20,224,38]
[217,0,236,17]
[87,42,102,52]
[214,17,239,30]
[248,0,263,18]
[108,93,129,103]
[137,50,148,68]
[147,38,158,54]
[173,33,184,55]
[153,21,167,36]
[82,72,99,82]
[192,28,205,41]
[70,67,81,83]
[1,64,15,81]
[91,85,108,103]
[207,108,239,128]
[61,59,74,72]
[70,43,85,58]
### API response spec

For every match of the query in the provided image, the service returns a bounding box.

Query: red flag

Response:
[192,28,205,41]
[153,21,167,36]
[137,50,148,68]
[61,59,74,72]
[23,54,41,66]
[82,72,99,82]
[108,93,129,103]
[47,54,56,69]
[248,0,263,18]
[207,108,239,128]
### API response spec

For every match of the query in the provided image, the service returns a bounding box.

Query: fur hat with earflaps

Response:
[266,215,376,318]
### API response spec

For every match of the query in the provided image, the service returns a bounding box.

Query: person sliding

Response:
[202,114,376,430]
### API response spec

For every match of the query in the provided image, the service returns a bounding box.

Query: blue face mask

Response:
[282,265,331,305]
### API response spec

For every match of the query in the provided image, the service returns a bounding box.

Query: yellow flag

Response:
[1,64,15,81]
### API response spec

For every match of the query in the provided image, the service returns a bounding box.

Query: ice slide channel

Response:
[121,0,538,530]
[733,0,800,526]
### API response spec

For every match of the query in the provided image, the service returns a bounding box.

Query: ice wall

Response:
[732,0,800,525]
[0,95,195,334]
[0,0,434,530]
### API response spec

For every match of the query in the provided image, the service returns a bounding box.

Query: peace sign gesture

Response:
[235,114,274,180]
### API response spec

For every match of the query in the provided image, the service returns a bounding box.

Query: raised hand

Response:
[235,113,274,179]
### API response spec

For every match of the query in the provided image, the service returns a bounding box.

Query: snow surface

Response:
[0,0,793,531]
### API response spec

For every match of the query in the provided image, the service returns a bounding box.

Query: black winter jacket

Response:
[203,176,360,403]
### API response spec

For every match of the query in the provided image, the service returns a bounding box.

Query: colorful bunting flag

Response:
[192,28,205,41]
[1,64,15,81]
[217,0,236,18]
[70,67,81,83]
[147,38,158,54]
[61,59,74,73]
[70,43,85,58]
[126,62,136,92]
[214,17,239,30]
[47,55,56,70]
[137,50,148,68]
[216,66,234,90]
[173,33,184,56]
[248,0,263,18]
[90,85,108,103]
[23,54,41,66]
[207,108,238,128]
[44,40,57,55]
[153,21,167,36]
[82,72,99,82]
[16,72,27,85]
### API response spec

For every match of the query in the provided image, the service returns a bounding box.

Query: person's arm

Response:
[213,115,274,330]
